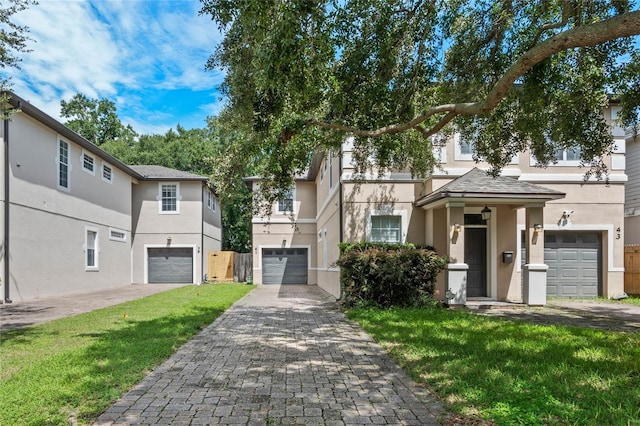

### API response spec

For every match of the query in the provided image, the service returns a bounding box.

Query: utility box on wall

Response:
[502,251,514,263]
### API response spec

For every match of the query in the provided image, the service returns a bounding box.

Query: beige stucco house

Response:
[248,106,627,305]
[0,93,221,303]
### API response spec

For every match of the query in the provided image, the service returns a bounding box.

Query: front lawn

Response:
[347,306,640,425]
[0,283,254,425]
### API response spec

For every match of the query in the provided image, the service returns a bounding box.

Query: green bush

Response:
[336,242,448,308]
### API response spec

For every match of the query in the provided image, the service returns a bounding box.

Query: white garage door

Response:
[262,248,308,284]
[148,247,193,283]
[544,232,601,297]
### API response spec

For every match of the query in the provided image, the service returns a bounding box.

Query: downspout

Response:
[4,117,12,303]
[201,183,205,283]
[338,147,344,300]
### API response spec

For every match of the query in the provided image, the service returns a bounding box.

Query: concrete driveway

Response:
[474,299,640,331]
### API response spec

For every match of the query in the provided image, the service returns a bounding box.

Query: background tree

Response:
[1,0,36,115]
[60,94,137,146]
[200,0,640,206]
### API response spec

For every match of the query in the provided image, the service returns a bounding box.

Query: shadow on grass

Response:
[0,305,226,425]
[348,307,640,425]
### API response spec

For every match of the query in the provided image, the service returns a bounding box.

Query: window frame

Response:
[102,162,113,183]
[57,139,71,191]
[158,182,181,214]
[85,227,99,271]
[81,151,95,175]
[366,208,408,244]
[109,227,127,242]
[276,187,295,214]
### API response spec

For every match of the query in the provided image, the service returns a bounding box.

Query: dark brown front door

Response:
[465,228,487,297]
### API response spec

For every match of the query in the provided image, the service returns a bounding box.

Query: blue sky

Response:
[8,0,225,135]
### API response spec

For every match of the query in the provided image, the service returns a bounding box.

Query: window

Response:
[57,139,70,190]
[554,146,582,164]
[159,183,180,214]
[277,188,294,213]
[370,215,402,243]
[109,228,126,242]
[85,229,98,270]
[454,133,474,161]
[82,152,95,175]
[206,190,216,211]
[329,153,334,188]
[102,163,113,183]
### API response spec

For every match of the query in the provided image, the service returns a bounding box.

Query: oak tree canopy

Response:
[200,0,640,204]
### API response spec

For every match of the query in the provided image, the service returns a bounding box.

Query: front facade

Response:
[130,166,222,285]
[249,106,627,304]
[0,93,221,303]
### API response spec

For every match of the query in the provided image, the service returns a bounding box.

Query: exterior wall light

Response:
[534,224,543,233]
[481,205,492,221]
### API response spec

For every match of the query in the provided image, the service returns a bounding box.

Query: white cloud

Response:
[6,0,226,133]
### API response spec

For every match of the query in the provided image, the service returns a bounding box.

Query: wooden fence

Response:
[207,251,253,283]
[624,245,640,295]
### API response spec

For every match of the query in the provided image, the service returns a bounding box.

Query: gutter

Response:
[3,117,12,303]
[338,148,344,300]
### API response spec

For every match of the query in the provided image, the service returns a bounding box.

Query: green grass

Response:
[347,306,640,425]
[0,283,254,426]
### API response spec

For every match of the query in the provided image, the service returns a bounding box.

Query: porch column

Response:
[445,202,467,305]
[523,203,548,305]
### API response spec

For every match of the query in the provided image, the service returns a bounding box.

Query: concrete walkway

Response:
[95,285,448,426]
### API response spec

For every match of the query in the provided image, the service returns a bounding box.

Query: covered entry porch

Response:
[416,168,565,306]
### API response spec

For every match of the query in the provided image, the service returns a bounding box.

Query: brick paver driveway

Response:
[95,285,447,425]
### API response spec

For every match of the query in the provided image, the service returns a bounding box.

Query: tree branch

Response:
[309,10,640,138]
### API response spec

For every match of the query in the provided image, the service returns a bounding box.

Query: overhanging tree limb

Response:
[309,10,640,138]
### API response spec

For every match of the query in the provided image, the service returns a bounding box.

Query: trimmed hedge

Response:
[336,242,448,308]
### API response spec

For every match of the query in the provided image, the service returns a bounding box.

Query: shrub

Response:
[336,242,448,308]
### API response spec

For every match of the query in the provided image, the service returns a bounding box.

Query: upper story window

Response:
[370,215,402,243]
[159,183,180,214]
[277,188,294,213]
[82,151,95,175]
[207,190,216,211]
[102,163,113,183]
[554,145,582,165]
[454,133,474,161]
[57,139,70,191]
[329,152,334,188]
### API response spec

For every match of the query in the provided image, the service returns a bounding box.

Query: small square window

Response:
[370,216,401,243]
[102,164,113,183]
[82,152,95,175]
[277,189,294,213]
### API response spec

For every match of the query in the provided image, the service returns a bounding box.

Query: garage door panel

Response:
[582,251,598,262]
[560,251,579,261]
[560,268,578,278]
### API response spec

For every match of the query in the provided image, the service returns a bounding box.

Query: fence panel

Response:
[234,253,253,283]
[625,245,640,296]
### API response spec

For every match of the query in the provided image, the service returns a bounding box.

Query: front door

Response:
[465,227,487,297]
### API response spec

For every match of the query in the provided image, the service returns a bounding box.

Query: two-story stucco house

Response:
[248,106,627,305]
[0,92,221,303]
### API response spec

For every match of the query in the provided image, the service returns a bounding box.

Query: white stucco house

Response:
[0,92,221,303]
